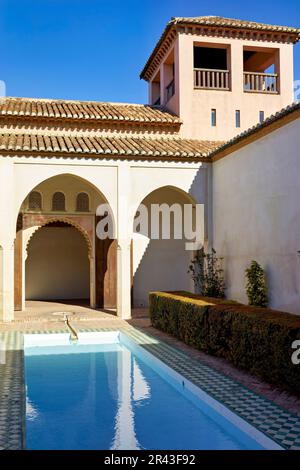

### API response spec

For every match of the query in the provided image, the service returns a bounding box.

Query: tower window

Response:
[194,46,227,70]
[259,111,265,123]
[76,193,89,212]
[235,110,241,128]
[28,191,42,211]
[52,192,66,211]
[211,109,217,127]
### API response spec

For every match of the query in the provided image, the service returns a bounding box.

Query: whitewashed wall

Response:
[26,226,90,300]
[0,155,206,320]
[212,118,300,313]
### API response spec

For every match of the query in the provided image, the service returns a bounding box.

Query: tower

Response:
[140,16,300,140]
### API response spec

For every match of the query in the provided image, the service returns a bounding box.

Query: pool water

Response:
[24,332,273,450]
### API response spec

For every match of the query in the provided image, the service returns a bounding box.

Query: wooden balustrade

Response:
[193,69,279,94]
[243,72,278,93]
[194,68,230,90]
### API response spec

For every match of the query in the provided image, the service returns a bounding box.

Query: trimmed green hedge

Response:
[149,291,300,393]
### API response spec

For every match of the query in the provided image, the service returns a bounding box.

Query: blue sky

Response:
[1,0,299,103]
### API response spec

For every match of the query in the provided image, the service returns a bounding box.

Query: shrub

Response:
[245,260,268,307]
[188,247,225,298]
[149,291,300,393]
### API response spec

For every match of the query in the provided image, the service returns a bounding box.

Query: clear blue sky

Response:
[1,0,300,103]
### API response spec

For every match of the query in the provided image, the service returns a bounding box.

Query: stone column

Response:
[0,158,15,321]
[116,163,132,320]
[0,243,15,322]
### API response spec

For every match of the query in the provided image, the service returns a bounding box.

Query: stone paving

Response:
[0,302,299,450]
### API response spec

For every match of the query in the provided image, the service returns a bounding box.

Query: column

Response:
[116,163,132,320]
[89,256,96,308]
[14,226,23,311]
[0,158,15,322]
[0,243,15,322]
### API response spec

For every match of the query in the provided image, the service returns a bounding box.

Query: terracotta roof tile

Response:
[0,97,180,126]
[173,16,300,34]
[0,132,221,161]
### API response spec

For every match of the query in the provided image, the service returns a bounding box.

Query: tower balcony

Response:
[243,71,279,94]
[193,68,279,94]
[194,68,230,91]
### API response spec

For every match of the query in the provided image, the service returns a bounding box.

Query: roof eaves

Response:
[140,18,176,80]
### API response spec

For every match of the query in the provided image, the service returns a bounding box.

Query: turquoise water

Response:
[24,334,264,450]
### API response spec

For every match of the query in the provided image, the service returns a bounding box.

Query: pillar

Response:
[116,163,132,320]
[14,225,23,311]
[0,158,15,322]
[89,256,96,308]
[0,243,15,322]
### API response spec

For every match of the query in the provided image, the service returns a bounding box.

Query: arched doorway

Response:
[132,186,203,308]
[14,173,117,313]
[25,221,90,302]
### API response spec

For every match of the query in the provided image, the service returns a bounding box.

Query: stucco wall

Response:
[212,118,300,313]
[177,34,294,141]
[26,226,90,300]
[132,186,196,307]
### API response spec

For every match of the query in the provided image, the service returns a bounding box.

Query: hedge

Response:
[149,291,300,393]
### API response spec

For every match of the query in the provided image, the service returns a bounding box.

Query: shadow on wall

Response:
[132,185,203,308]
[26,224,90,301]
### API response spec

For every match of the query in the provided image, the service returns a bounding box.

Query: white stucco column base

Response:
[0,243,15,322]
[117,241,131,320]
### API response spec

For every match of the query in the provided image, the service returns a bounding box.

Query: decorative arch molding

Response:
[14,169,117,228]
[24,216,93,259]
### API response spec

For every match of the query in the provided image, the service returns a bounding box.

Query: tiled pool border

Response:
[0,326,300,450]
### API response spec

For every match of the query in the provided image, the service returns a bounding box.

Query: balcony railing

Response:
[166,79,175,102]
[243,72,279,94]
[194,68,230,90]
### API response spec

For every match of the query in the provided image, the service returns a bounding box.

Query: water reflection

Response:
[26,389,39,422]
[109,349,151,450]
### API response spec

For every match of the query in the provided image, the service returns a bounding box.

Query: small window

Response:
[28,191,42,211]
[259,111,265,123]
[211,109,217,127]
[52,192,65,211]
[76,193,89,212]
[235,110,241,128]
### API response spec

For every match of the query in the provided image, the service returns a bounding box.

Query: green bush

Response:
[188,247,225,298]
[245,260,268,307]
[149,291,300,393]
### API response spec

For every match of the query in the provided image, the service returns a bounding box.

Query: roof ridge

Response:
[2,96,153,108]
[172,15,300,31]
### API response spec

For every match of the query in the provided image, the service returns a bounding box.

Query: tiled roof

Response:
[140,16,300,80]
[210,101,300,159]
[0,132,221,161]
[172,16,300,34]
[0,97,180,125]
